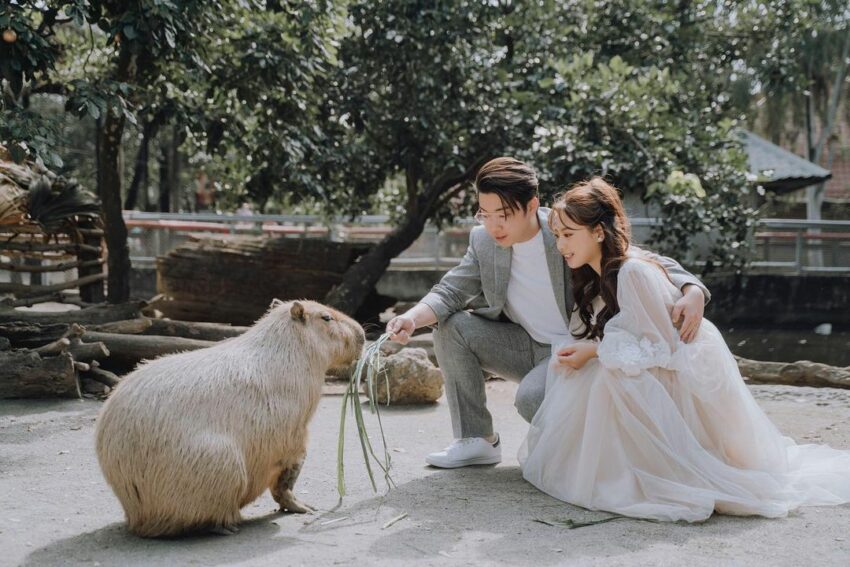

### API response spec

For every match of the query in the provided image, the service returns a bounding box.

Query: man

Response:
[385,157,709,468]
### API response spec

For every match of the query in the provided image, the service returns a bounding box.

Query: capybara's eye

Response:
[321,314,333,322]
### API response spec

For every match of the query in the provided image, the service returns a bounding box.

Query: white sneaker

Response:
[425,434,501,468]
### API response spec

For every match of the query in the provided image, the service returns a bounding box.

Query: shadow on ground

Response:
[301,465,771,565]
[22,514,300,567]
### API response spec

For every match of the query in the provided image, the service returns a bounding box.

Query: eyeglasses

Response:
[474,210,514,225]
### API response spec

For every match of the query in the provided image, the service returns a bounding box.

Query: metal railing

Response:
[749,219,850,274]
[122,212,850,274]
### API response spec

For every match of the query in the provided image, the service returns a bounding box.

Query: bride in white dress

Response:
[519,177,850,522]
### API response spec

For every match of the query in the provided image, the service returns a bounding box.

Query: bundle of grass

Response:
[0,174,26,225]
[337,333,395,498]
[26,175,101,234]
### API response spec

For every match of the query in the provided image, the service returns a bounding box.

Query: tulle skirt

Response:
[519,322,850,522]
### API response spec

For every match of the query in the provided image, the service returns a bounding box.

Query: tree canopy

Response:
[2,0,848,312]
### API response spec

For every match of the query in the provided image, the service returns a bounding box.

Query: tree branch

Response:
[420,154,491,216]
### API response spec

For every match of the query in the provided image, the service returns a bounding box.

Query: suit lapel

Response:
[493,243,511,308]
[539,209,570,325]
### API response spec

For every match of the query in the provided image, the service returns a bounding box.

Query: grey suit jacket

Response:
[420,207,709,331]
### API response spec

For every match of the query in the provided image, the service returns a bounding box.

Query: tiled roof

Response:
[738,130,832,194]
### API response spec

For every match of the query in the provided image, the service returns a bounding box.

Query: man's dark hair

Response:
[474,157,539,212]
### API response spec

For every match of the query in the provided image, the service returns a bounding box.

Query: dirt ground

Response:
[2,381,850,567]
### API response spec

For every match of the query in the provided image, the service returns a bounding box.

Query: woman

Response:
[519,177,850,522]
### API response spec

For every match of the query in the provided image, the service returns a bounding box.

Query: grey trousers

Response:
[432,311,552,439]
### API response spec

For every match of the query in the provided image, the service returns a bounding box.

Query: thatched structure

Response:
[0,146,105,306]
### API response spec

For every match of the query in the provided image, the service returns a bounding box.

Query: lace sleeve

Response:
[597,328,672,376]
[596,260,681,376]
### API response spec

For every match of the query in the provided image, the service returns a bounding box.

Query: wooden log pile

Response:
[155,235,378,325]
[0,300,247,399]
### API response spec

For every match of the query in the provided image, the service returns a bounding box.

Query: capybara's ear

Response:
[290,301,306,322]
[270,298,284,309]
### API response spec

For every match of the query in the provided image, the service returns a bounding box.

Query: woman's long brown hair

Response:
[549,177,632,340]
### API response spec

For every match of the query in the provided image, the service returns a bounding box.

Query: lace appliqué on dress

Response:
[597,328,672,376]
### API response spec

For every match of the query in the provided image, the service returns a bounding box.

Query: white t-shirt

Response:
[502,230,568,344]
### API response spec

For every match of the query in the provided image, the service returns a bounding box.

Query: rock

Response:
[81,376,109,397]
[814,323,832,336]
[377,333,436,365]
[361,347,443,405]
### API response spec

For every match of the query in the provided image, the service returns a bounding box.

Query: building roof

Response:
[738,130,832,194]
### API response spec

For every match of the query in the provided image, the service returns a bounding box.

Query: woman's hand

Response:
[672,284,705,343]
[556,342,598,370]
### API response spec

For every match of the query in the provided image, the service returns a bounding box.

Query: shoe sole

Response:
[425,456,502,469]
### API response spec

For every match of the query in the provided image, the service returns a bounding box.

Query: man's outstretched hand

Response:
[672,284,705,343]
[386,315,416,345]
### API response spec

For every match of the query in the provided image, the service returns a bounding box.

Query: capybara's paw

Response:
[277,492,316,514]
[210,523,240,536]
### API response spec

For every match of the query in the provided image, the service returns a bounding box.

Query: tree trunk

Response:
[97,108,132,303]
[324,217,428,315]
[0,351,80,399]
[804,30,849,257]
[170,124,183,212]
[125,114,163,210]
[157,126,183,213]
[324,157,488,315]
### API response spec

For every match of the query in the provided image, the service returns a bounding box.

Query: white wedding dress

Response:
[519,258,850,522]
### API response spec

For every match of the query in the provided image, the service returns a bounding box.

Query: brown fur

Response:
[95,300,364,537]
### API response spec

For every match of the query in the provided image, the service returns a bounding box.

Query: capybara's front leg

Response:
[272,457,315,514]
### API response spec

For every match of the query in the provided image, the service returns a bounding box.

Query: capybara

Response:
[95,299,365,537]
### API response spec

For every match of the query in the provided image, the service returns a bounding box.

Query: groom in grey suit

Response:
[386,157,709,468]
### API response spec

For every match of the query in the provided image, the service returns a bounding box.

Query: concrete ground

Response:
[2,381,850,567]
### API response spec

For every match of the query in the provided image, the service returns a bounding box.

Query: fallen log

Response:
[0,301,143,326]
[82,331,214,368]
[143,318,248,341]
[737,357,850,389]
[0,351,80,399]
[1,293,64,308]
[33,337,71,356]
[0,319,142,348]
[83,365,121,388]
[89,318,153,335]
[0,322,70,347]
[16,323,110,362]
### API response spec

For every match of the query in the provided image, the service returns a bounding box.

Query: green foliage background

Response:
[2,0,848,277]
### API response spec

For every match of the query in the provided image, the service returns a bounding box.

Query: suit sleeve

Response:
[631,246,711,304]
[419,230,485,324]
